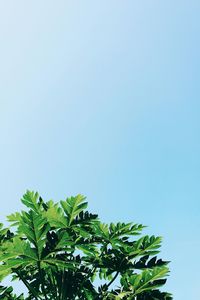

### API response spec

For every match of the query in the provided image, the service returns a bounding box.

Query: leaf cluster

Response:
[0,191,172,299]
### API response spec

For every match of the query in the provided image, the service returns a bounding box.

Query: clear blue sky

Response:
[0,1,200,299]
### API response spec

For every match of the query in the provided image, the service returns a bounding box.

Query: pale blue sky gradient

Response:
[0,1,200,299]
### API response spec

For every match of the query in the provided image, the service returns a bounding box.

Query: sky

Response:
[0,1,200,299]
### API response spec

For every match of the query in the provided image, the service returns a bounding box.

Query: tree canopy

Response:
[0,191,172,299]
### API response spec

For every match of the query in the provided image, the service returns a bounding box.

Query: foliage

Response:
[0,191,172,299]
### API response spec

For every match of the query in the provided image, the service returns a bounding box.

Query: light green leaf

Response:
[60,194,87,225]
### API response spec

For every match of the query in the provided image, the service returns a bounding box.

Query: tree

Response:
[0,191,172,299]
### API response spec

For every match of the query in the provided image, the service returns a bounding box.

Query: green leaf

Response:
[0,237,37,262]
[21,190,41,213]
[44,204,67,228]
[19,210,49,258]
[0,237,38,280]
[109,222,145,240]
[7,212,21,227]
[60,194,87,226]
[94,222,110,240]
[128,266,170,295]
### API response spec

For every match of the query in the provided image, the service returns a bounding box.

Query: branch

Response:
[106,271,119,289]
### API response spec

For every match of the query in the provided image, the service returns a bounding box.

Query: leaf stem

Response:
[38,261,48,300]
[106,271,119,289]
[15,270,42,300]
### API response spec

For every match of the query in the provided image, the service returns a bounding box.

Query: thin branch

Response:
[106,271,119,289]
